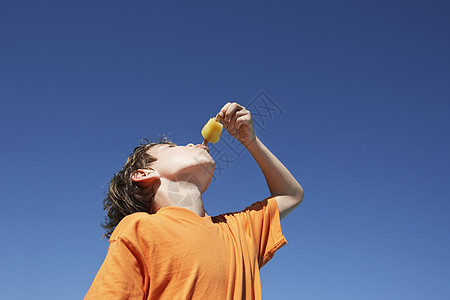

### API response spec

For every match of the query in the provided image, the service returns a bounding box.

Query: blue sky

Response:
[1,1,449,299]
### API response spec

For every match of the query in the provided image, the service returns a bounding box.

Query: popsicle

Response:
[201,114,223,146]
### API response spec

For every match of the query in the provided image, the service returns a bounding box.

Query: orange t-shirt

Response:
[85,196,287,299]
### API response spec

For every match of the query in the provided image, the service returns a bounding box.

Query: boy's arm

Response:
[85,239,146,299]
[218,102,304,220]
[246,136,303,220]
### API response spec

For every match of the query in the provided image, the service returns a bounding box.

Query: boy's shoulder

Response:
[109,212,155,242]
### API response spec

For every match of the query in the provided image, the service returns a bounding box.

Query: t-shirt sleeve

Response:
[236,196,288,268]
[84,237,147,299]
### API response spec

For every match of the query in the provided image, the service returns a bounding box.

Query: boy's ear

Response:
[131,168,161,187]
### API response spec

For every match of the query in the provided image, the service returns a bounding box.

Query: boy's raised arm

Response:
[217,102,304,220]
[245,136,303,219]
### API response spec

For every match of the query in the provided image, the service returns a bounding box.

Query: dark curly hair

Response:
[101,135,174,238]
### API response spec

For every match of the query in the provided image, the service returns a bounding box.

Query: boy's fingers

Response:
[218,102,232,119]
[217,102,249,126]
[223,103,236,122]
[224,102,244,122]
[230,109,247,125]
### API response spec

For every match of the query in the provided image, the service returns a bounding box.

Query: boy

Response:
[85,102,304,299]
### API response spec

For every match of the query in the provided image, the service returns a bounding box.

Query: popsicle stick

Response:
[202,139,209,147]
[215,113,222,123]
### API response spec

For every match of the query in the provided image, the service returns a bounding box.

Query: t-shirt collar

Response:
[156,206,215,228]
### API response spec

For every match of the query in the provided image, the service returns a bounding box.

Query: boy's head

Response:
[102,136,214,238]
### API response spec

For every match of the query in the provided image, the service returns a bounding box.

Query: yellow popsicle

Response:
[201,116,223,145]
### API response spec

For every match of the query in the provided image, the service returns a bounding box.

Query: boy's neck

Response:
[153,173,209,217]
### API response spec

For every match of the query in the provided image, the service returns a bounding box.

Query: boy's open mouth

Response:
[196,144,209,153]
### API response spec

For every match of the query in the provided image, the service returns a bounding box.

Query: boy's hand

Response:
[217,102,256,148]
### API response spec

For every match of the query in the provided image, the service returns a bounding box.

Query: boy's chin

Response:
[200,172,214,193]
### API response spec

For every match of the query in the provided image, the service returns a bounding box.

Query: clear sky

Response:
[1,1,449,299]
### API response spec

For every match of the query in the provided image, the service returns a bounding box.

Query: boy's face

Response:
[147,142,215,185]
